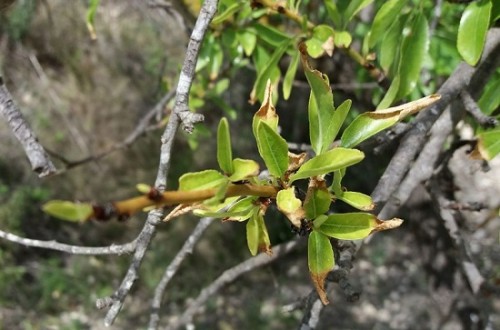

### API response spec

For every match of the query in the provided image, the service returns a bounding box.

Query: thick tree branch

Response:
[0,229,136,255]
[0,77,56,177]
[100,0,219,326]
[166,239,302,330]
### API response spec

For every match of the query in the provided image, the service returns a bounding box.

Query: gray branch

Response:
[101,0,219,326]
[0,77,56,177]
[460,90,498,128]
[428,174,485,294]
[0,229,136,255]
[165,239,302,330]
[148,217,214,330]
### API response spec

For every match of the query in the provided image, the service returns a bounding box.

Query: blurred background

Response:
[0,0,498,329]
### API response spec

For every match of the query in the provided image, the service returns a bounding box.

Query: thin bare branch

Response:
[428,172,485,294]
[165,0,218,135]
[460,90,498,128]
[0,229,136,255]
[49,89,175,173]
[101,0,219,326]
[0,76,56,177]
[103,211,162,326]
[148,217,214,330]
[166,239,302,330]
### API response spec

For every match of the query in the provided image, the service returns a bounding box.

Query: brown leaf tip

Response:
[310,271,330,305]
[374,218,404,232]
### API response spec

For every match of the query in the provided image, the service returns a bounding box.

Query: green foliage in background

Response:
[0,0,36,40]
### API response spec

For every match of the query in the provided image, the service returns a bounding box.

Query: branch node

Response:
[178,111,204,133]
[96,296,115,310]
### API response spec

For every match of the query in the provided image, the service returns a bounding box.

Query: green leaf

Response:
[195,196,258,221]
[237,29,257,56]
[379,17,404,73]
[316,213,376,240]
[343,0,373,27]
[86,0,100,39]
[136,183,152,194]
[179,170,228,191]
[42,201,93,222]
[212,2,243,25]
[304,185,332,219]
[331,169,345,196]
[305,38,325,59]
[377,75,400,110]
[369,0,408,48]
[251,38,293,103]
[334,31,352,48]
[217,118,234,175]
[324,1,342,28]
[283,50,300,100]
[252,22,291,47]
[228,158,260,182]
[457,0,492,66]
[341,94,441,148]
[331,99,352,141]
[337,191,374,211]
[209,41,224,80]
[316,213,403,240]
[195,40,211,72]
[312,25,335,42]
[396,12,429,99]
[276,188,302,213]
[478,75,500,115]
[256,122,289,179]
[246,211,271,255]
[313,214,329,228]
[224,197,259,221]
[474,129,500,160]
[300,46,338,154]
[308,230,334,304]
[492,0,500,23]
[305,25,335,58]
[246,212,259,255]
[277,187,305,227]
[289,148,364,183]
[256,212,272,255]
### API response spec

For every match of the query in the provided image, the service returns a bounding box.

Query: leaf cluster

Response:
[43,0,500,304]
